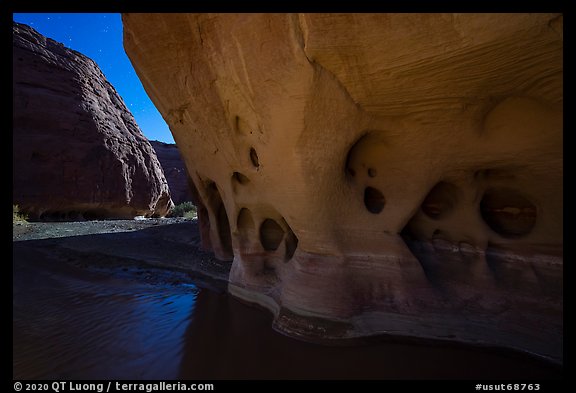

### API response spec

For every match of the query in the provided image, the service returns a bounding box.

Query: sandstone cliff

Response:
[13,22,173,220]
[123,14,563,362]
[150,141,193,205]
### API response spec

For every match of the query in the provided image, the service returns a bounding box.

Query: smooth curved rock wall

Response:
[123,13,563,362]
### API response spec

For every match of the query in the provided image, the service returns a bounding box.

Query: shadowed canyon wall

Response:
[150,141,194,205]
[123,13,563,362]
[13,22,173,220]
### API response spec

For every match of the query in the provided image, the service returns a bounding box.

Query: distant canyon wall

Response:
[123,14,563,362]
[13,22,173,220]
[150,141,193,205]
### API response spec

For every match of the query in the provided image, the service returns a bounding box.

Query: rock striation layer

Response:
[123,14,563,362]
[150,141,193,205]
[13,22,173,220]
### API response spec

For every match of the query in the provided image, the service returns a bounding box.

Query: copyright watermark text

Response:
[13,382,214,393]
[475,384,541,391]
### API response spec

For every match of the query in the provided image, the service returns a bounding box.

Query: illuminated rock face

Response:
[13,22,172,219]
[123,13,563,361]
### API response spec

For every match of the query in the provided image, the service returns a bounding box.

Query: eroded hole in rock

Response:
[203,179,233,258]
[249,147,260,168]
[421,181,458,220]
[285,232,298,261]
[281,219,299,261]
[236,208,254,252]
[217,202,233,255]
[237,208,255,231]
[207,180,218,191]
[259,218,284,251]
[188,175,212,251]
[232,171,250,185]
[344,130,388,182]
[480,188,537,238]
[196,203,211,249]
[364,187,385,214]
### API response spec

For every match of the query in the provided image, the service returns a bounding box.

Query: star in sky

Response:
[12,13,175,143]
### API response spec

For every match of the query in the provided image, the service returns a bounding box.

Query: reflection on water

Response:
[180,292,561,380]
[13,250,197,379]
[13,247,561,380]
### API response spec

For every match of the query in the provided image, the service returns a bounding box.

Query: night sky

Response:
[12,13,175,144]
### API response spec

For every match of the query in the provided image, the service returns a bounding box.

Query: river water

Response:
[13,243,561,380]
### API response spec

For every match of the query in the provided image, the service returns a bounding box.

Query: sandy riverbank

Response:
[13,218,231,291]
